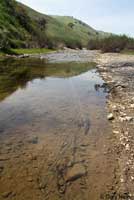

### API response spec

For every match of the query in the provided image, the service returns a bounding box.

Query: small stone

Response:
[119,117,125,122]
[125,144,130,151]
[58,185,66,194]
[113,130,119,134]
[125,116,133,122]
[120,178,124,183]
[120,112,126,117]
[112,105,118,111]
[107,113,114,120]
[130,104,134,108]
[27,177,33,182]
[65,163,86,182]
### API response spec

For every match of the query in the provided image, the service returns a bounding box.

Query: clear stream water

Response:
[0,58,114,200]
[0,59,108,137]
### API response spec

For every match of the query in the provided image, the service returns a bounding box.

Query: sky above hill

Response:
[18,0,134,36]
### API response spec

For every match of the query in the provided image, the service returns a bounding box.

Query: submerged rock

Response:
[65,163,86,182]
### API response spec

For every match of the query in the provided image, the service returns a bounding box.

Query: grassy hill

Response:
[0,0,107,50]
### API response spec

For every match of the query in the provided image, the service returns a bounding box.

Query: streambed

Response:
[0,57,117,200]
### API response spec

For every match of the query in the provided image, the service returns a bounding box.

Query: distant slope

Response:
[0,0,108,49]
[50,16,99,46]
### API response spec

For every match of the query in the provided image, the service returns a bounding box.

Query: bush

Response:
[88,35,134,53]
[0,29,10,50]
[65,39,82,49]
[68,23,74,29]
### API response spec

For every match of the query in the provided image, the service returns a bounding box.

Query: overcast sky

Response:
[17,0,134,36]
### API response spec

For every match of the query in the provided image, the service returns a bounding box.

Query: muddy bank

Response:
[97,53,134,199]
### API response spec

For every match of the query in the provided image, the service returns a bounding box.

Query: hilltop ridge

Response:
[0,0,107,49]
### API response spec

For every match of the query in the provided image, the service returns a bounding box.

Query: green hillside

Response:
[0,0,107,50]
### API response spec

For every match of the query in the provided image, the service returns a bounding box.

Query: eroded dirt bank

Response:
[97,53,134,199]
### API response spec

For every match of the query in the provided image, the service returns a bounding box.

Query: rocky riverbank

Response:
[96,53,134,199]
[31,49,99,63]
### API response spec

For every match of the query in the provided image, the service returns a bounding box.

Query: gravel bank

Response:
[32,49,99,63]
[97,53,134,199]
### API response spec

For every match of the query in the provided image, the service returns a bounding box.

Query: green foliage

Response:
[68,22,74,29]
[14,3,33,32]
[0,0,107,52]
[0,29,10,50]
[11,48,54,54]
[88,35,134,53]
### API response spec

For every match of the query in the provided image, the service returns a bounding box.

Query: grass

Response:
[0,0,107,50]
[88,34,134,53]
[0,52,5,57]
[11,48,55,55]
[121,49,134,55]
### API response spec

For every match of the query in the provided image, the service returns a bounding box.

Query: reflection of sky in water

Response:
[0,66,108,135]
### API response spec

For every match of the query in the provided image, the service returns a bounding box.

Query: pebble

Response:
[120,178,124,183]
[112,105,118,111]
[27,177,33,182]
[130,104,134,108]
[113,130,119,134]
[125,144,130,151]
[119,116,133,122]
[125,116,133,122]
[107,113,114,120]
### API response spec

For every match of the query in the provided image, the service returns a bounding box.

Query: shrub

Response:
[88,35,134,53]
[0,29,10,50]
[68,23,74,29]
